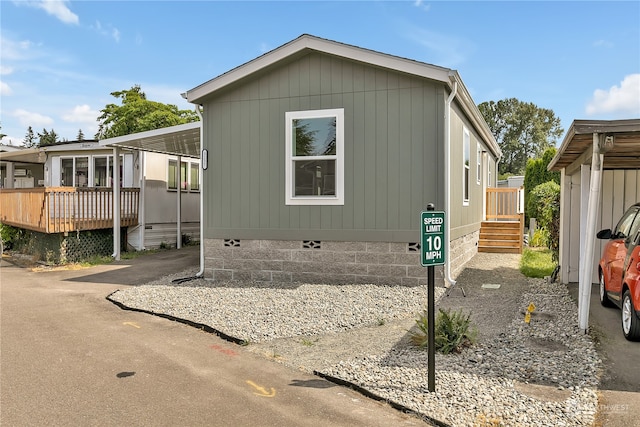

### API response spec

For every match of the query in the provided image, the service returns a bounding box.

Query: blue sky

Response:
[1,0,639,145]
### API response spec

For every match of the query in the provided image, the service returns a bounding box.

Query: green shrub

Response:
[524,148,560,223]
[0,223,22,250]
[530,228,549,248]
[410,308,477,354]
[527,181,560,262]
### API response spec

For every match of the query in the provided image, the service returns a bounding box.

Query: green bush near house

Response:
[527,180,560,263]
[0,223,22,250]
[410,308,477,354]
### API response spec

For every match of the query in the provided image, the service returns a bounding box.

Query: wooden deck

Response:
[480,187,525,254]
[0,187,139,234]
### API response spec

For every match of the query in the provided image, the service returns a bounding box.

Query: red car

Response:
[597,203,640,341]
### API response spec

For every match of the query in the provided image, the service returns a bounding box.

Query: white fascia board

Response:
[186,34,453,104]
[98,122,201,158]
[99,122,201,147]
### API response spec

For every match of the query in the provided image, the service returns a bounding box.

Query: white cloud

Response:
[0,35,39,62]
[62,104,99,123]
[0,135,25,146]
[16,0,79,25]
[414,0,431,12]
[92,20,121,42]
[1,81,13,96]
[12,109,54,128]
[0,65,14,75]
[586,74,640,117]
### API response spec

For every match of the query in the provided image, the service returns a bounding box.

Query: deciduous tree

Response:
[96,85,199,139]
[478,98,563,176]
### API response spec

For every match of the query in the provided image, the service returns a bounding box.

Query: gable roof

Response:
[185,34,500,158]
[548,119,640,171]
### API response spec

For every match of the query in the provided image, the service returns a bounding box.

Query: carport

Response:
[548,118,640,331]
[99,121,203,274]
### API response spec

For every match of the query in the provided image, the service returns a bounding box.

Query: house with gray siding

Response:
[185,34,501,286]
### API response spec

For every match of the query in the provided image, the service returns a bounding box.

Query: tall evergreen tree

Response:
[38,128,60,147]
[24,126,37,148]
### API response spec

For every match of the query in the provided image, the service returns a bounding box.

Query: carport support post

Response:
[176,155,182,249]
[578,133,603,332]
[113,147,121,261]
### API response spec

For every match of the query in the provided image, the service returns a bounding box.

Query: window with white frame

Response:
[285,108,344,205]
[93,156,121,187]
[60,156,89,187]
[167,159,199,192]
[60,155,123,187]
[463,128,470,205]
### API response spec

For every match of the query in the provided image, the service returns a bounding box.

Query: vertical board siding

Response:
[203,52,445,241]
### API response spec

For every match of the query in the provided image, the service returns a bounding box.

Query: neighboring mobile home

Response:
[0,139,200,252]
[184,34,503,285]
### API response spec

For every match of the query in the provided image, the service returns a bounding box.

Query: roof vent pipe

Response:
[444,80,458,289]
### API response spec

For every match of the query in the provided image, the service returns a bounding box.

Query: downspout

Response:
[444,79,458,287]
[196,106,205,277]
[578,133,604,332]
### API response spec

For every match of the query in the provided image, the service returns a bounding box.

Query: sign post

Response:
[421,204,446,393]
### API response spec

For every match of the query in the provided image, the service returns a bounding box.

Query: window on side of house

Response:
[168,158,199,191]
[285,108,344,205]
[476,146,482,185]
[463,127,470,205]
[61,158,74,187]
[190,163,200,192]
[168,159,178,190]
[60,156,89,187]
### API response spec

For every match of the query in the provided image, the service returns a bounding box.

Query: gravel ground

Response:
[108,253,602,427]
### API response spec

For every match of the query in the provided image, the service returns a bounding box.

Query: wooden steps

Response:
[479,220,522,254]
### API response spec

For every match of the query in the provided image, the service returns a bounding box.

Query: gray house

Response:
[185,34,501,286]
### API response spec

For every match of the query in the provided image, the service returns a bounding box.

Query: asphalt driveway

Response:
[0,248,427,427]
[566,282,640,427]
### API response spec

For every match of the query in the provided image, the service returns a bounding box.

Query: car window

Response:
[629,212,640,242]
[614,207,640,238]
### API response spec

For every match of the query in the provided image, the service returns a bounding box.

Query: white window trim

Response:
[285,108,344,206]
[476,145,482,185]
[463,127,470,206]
[167,158,200,192]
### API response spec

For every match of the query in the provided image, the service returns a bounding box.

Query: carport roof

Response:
[99,121,201,158]
[0,148,45,164]
[548,119,640,171]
